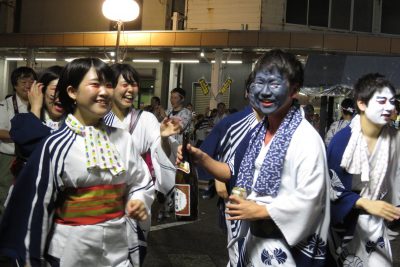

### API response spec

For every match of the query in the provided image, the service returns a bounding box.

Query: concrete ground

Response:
[144,195,400,267]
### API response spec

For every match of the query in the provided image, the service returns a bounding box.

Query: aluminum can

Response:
[231,186,247,200]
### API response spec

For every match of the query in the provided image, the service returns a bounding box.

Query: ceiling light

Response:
[171,59,199,64]
[5,57,24,61]
[36,58,57,62]
[210,60,242,64]
[132,59,160,63]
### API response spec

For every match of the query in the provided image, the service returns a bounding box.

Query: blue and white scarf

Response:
[236,106,303,197]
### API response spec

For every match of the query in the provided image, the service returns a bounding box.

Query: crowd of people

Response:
[0,49,398,267]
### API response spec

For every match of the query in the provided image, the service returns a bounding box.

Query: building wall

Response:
[261,0,285,31]
[20,0,110,33]
[19,0,169,33]
[186,0,262,30]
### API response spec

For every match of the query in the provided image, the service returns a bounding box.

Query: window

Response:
[286,0,308,25]
[285,0,373,33]
[381,0,400,34]
[330,0,351,30]
[353,0,373,32]
[308,0,329,27]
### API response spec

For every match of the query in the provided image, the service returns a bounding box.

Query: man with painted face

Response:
[327,73,400,267]
[177,49,330,267]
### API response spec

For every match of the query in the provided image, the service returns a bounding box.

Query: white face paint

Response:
[364,87,395,126]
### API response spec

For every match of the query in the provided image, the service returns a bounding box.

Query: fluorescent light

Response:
[211,60,242,64]
[171,59,199,64]
[100,59,112,63]
[132,59,160,63]
[65,58,76,62]
[5,57,24,61]
[36,58,57,62]
[200,52,205,57]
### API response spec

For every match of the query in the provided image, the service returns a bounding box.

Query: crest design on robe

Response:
[365,236,385,254]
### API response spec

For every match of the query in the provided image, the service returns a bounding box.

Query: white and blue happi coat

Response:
[0,122,154,267]
[198,106,258,266]
[327,123,400,267]
[230,119,330,267]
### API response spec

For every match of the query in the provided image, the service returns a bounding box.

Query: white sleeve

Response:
[0,99,11,131]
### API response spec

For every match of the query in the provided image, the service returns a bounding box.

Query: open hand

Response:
[160,117,182,137]
[356,198,400,221]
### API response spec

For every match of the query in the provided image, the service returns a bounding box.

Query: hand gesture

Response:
[160,117,182,137]
[28,81,44,117]
[225,195,269,221]
[176,143,206,165]
[126,199,148,221]
[356,198,400,221]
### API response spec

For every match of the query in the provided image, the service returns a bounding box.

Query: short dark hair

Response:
[245,49,304,92]
[340,98,355,116]
[38,65,63,94]
[35,65,63,119]
[353,73,395,112]
[110,63,140,86]
[57,58,115,114]
[11,66,37,87]
[171,87,186,98]
[151,96,161,105]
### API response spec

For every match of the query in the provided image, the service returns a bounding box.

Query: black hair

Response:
[353,73,395,113]
[38,65,63,94]
[151,96,161,105]
[110,63,140,86]
[171,87,186,98]
[340,98,355,116]
[245,49,304,92]
[11,66,37,87]
[57,58,115,114]
[32,65,63,120]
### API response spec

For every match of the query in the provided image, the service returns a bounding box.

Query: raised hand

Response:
[28,81,44,118]
[160,116,182,137]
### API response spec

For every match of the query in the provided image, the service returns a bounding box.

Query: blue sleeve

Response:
[0,139,55,267]
[10,113,51,159]
[327,126,361,225]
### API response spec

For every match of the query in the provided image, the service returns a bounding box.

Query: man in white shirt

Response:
[0,66,36,215]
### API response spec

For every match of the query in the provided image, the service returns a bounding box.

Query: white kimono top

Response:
[0,122,154,267]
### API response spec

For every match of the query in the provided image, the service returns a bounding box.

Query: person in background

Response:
[9,66,65,178]
[327,73,400,266]
[302,104,314,123]
[0,58,154,266]
[213,102,227,126]
[324,98,355,147]
[166,87,192,144]
[0,66,36,216]
[104,63,181,263]
[178,49,330,266]
[149,96,166,122]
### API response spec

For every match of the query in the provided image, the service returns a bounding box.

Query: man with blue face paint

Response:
[327,73,400,267]
[177,49,330,267]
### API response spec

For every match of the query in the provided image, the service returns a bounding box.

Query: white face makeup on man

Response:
[364,87,395,126]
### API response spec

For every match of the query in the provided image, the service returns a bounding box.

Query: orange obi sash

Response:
[55,183,126,226]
